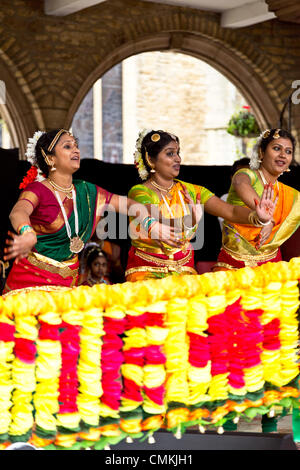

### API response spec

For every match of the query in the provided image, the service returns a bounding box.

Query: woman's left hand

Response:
[4,230,37,263]
[255,184,278,223]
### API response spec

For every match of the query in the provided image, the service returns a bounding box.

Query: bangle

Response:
[248,211,272,227]
[141,216,157,232]
[248,211,261,227]
[258,219,272,226]
[18,224,35,236]
[183,223,197,231]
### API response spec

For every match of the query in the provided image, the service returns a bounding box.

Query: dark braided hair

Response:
[35,129,69,177]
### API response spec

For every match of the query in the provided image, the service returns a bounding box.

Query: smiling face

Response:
[151,140,181,179]
[260,137,293,177]
[48,133,80,175]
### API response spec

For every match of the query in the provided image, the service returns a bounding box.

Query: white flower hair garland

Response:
[134,128,152,180]
[249,130,266,170]
[25,130,46,181]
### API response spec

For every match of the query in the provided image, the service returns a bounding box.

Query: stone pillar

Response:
[102,63,123,163]
[71,87,94,159]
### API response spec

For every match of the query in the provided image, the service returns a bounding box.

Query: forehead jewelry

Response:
[48,129,72,151]
[151,133,160,142]
[262,129,271,139]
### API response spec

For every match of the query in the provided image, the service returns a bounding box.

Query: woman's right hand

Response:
[150,221,183,249]
[4,231,37,263]
[255,184,278,223]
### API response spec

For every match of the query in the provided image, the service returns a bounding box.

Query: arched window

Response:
[72,51,254,165]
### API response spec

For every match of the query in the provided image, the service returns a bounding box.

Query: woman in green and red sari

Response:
[3,129,178,295]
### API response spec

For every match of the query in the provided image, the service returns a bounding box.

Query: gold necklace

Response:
[150,180,174,192]
[258,169,279,190]
[47,178,74,199]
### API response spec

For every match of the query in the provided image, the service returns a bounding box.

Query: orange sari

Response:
[214,168,300,270]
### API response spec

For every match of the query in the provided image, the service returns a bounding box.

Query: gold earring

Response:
[45,156,56,172]
[285,168,291,172]
[145,151,155,173]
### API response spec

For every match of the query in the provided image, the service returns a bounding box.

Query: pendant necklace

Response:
[54,188,84,253]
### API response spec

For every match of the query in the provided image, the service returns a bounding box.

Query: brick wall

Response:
[0,0,300,158]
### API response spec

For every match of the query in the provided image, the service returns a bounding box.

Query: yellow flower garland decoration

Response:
[0,258,299,448]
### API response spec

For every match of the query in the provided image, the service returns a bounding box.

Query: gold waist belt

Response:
[136,248,192,270]
[27,252,79,280]
[223,245,278,267]
[125,248,196,276]
[125,265,197,277]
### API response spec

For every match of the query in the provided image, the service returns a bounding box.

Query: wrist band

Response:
[258,219,272,226]
[183,222,197,230]
[141,216,157,232]
[248,211,260,227]
[18,224,36,236]
[248,211,273,227]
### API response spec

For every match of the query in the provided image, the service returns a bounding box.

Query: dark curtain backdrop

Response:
[1,149,299,277]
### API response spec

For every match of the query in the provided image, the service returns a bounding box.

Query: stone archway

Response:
[66,31,281,135]
[0,50,45,157]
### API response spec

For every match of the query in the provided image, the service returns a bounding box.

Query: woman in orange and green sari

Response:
[213,128,300,435]
[125,129,276,282]
[213,128,300,271]
[3,129,175,295]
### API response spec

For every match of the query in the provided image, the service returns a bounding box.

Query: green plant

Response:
[227,106,260,138]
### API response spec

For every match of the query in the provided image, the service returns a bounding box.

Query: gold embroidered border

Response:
[27,252,78,280]
[125,265,197,277]
[134,244,189,256]
[135,248,192,268]
[212,262,238,271]
[222,245,278,266]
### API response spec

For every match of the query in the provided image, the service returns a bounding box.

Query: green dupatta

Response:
[34,180,97,262]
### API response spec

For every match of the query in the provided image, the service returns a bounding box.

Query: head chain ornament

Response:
[40,129,72,159]
[250,128,281,170]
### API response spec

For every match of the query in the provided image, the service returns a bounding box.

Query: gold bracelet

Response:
[248,211,273,227]
[248,211,266,227]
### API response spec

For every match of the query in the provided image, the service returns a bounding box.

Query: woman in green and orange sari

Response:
[212,128,300,434]
[3,129,178,295]
[214,128,300,271]
[125,129,276,282]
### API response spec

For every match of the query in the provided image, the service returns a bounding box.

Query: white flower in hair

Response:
[25,131,45,162]
[25,130,46,181]
[249,130,267,170]
[134,128,152,180]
